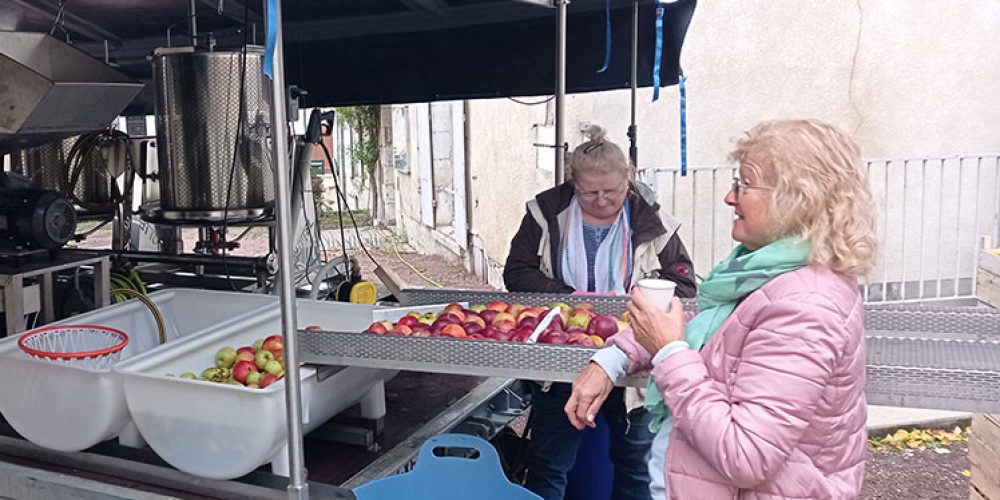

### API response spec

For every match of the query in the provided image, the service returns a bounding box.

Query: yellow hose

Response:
[391,237,444,288]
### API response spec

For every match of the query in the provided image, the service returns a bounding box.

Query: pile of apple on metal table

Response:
[365,300,627,346]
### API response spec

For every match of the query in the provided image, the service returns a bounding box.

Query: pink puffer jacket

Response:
[610,265,867,499]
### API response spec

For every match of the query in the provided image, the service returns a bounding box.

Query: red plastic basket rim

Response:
[17,324,130,360]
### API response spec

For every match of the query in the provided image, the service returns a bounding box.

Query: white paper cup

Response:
[636,279,676,312]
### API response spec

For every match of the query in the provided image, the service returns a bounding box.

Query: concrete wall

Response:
[391,0,1000,290]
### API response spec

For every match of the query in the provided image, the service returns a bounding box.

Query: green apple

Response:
[254,350,275,370]
[215,347,237,369]
[201,367,222,380]
[179,372,197,380]
[470,304,487,312]
[566,312,590,330]
[263,359,285,377]
[253,338,265,351]
[245,371,263,386]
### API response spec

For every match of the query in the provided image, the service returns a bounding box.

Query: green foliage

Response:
[336,105,381,182]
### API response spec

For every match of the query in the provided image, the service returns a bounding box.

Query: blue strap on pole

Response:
[679,73,687,176]
[263,0,278,78]
[652,2,664,101]
[597,0,611,73]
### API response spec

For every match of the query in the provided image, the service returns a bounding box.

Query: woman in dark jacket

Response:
[504,126,696,500]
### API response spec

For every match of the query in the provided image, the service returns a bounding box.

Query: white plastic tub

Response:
[0,289,277,452]
[116,299,396,480]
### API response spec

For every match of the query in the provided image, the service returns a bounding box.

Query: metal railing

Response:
[646,155,1000,303]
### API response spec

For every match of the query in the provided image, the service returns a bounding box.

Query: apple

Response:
[386,328,406,336]
[486,301,509,312]
[550,301,571,313]
[233,360,258,383]
[568,333,596,346]
[617,319,629,332]
[463,322,485,336]
[235,351,255,364]
[259,373,281,389]
[573,301,596,312]
[468,333,487,340]
[464,315,486,328]
[440,323,468,338]
[253,338,265,351]
[572,307,595,319]
[549,313,566,331]
[587,315,620,340]
[263,335,284,359]
[566,327,587,336]
[515,309,539,324]
[566,312,591,330]
[507,303,527,317]
[470,304,487,312]
[397,324,414,336]
[397,315,421,329]
[479,309,499,325]
[539,329,570,345]
[444,302,465,312]
[406,311,424,319]
[236,346,256,356]
[367,321,393,334]
[179,372,197,380]
[263,359,285,377]
[254,350,275,370]
[481,325,500,339]
[517,316,540,331]
[410,328,432,337]
[245,371,263,386]
[463,309,483,320]
[509,329,531,343]
[201,367,221,380]
[215,347,237,369]
[589,335,606,347]
[492,312,517,331]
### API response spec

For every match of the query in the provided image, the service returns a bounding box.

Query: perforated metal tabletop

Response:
[298,289,1000,413]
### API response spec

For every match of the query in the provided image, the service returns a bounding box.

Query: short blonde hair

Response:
[729,119,878,277]
[567,125,633,180]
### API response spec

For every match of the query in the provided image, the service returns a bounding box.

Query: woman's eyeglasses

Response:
[576,182,628,202]
[731,177,771,200]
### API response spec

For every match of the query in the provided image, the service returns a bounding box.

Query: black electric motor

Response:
[0,188,77,251]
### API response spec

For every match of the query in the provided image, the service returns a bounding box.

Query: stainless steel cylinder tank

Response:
[147,46,275,223]
[10,135,115,215]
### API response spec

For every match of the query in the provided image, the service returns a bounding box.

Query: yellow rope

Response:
[390,236,444,288]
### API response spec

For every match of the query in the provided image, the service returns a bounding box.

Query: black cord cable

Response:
[507,96,555,106]
[220,0,250,292]
[318,140,380,267]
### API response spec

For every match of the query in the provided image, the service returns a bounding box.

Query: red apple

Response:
[263,335,284,359]
[481,325,500,339]
[397,315,421,329]
[539,329,570,345]
[367,320,394,334]
[509,329,531,342]
[486,301,509,313]
[479,309,499,325]
[565,327,587,336]
[236,346,256,356]
[517,316,540,331]
[587,315,620,340]
[567,333,596,346]
[259,373,281,389]
[397,324,414,336]
[507,303,527,317]
[235,351,255,364]
[464,315,486,328]
[233,360,258,384]
[440,323,468,338]
[463,322,485,336]
[410,328,432,337]
[492,312,517,331]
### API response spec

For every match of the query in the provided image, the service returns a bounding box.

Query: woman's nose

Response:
[724,187,738,207]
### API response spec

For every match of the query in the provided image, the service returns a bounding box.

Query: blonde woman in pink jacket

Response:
[566,119,878,500]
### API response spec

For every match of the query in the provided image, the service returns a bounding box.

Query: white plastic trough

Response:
[115,298,395,480]
[0,289,276,452]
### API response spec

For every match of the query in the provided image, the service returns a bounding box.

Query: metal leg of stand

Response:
[39,274,55,325]
[2,276,24,336]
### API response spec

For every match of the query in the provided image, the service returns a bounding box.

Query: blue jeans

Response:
[525,383,653,500]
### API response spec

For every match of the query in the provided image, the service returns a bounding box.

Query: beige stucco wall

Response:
[390,0,1000,288]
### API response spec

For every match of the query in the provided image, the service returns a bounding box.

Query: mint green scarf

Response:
[645,238,812,432]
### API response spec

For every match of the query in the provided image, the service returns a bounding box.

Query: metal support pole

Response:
[188,0,199,47]
[554,0,568,186]
[628,0,639,168]
[264,0,308,498]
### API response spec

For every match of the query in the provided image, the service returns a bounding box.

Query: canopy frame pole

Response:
[264,0,309,497]
[554,0,568,185]
[628,0,638,168]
